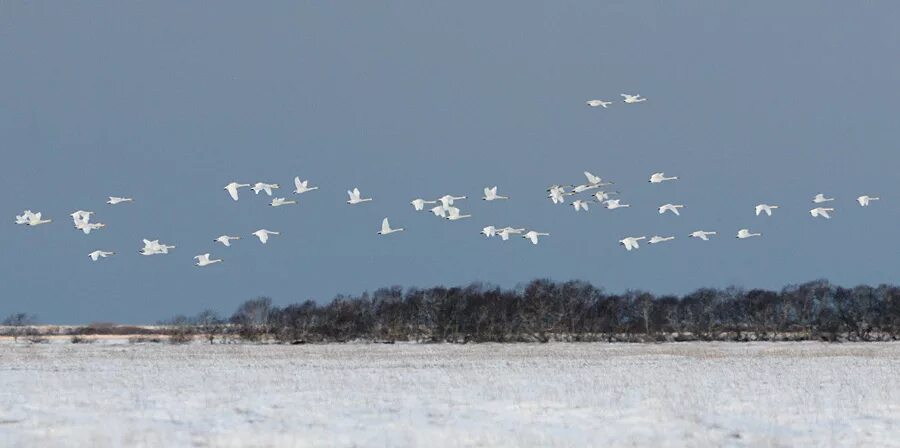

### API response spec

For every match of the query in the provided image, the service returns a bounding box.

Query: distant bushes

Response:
[5,279,900,344]
[222,279,900,343]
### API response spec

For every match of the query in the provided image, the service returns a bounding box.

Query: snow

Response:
[2,342,900,447]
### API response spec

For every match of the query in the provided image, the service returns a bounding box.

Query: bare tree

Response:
[3,313,36,343]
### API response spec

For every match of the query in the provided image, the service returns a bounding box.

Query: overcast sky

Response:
[3,2,900,324]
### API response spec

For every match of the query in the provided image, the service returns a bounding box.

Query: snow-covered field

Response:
[2,342,899,447]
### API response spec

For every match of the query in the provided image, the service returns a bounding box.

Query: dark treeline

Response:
[6,279,900,343]
[222,279,900,343]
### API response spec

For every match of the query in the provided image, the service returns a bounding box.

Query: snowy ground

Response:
[1,342,899,447]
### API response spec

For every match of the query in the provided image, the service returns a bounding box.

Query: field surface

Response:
[2,342,899,447]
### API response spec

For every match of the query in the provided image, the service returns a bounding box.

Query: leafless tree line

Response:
[5,279,900,343]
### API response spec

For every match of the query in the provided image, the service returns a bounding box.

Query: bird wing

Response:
[381,218,391,233]
[294,177,303,190]
[227,186,239,201]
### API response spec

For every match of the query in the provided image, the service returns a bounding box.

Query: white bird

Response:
[445,207,471,221]
[378,218,404,235]
[482,186,508,201]
[75,222,106,235]
[481,226,498,238]
[649,235,675,244]
[593,191,618,202]
[410,198,437,211]
[293,177,318,195]
[251,182,280,196]
[140,239,175,256]
[689,230,717,241]
[522,230,549,245]
[106,197,133,205]
[736,229,761,239]
[88,250,115,262]
[572,200,591,212]
[22,212,52,226]
[649,172,678,183]
[438,195,466,209]
[658,204,684,216]
[70,211,94,225]
[15,210,36,225]
[572,183,601,193]
[214,235,240,247]
[429,205,447,218]
[605,199,630,210]
[194,253,222,267]
[496,227,525,241]
[224,182,251,201]
[347,187,373,205]
[810,207,834,219]
[548,187,573,204]
[755,204,779,216]
[619,236,646,251]
[621,93,647,104]
[270,197,296,207]
[812,193,834,203]
[583,171,610,186]
[251,229,280,244]
[586,100,612,108]
[857,195,880,207]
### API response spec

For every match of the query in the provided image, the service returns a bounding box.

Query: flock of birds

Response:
[13,93,884,263]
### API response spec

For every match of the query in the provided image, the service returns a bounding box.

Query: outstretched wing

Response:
[381,218,391,233]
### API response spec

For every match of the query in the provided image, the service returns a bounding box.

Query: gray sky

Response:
[2,2,900,324]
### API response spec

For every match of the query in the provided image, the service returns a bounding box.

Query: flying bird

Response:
[377,218,404,235]
[593,191,618,202]
[214,235,240,247]
[445,207,471,221]
[251,229,280,244]
[224,182,251,201]
[481,226,498,238]
[410,198,437,211]
[75,222,106,235]
[106,197,133,205]
[429,205,447,218]
[88,250,115,262]
[522,231,549,245]
[605,199,630,210]
[438,195,466,209]
[857,195,880,207]
[194,254,222,267]
[810,207,834,219]
[252,182,280,196]
[689,230,717,241]
[140,239,175,256]
[347,187,373,205]
[619,236,646,251]
[649,172,678,183]
[658,204,684,216]
[649,235,675,244]
[621,93,647,104]
[21,211,52,226]
[572,200,591,212]
[736,229,761,239]
[755,204,779,216]
[482,187,508,201]
[586,100,612,108]
[812,193,834,203]
[270,197,296,207]
[497,227,525,241]
[293,177,318,195]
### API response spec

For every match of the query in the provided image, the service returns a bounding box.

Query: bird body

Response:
[378,218,404,235]
[482,187,508,201]
[224,182,251,201]
[689,230,716,241]
[194,254,222,267]
[88,250,115,261]
[736,229,761,239]
[755,204,779,216]
[347,187,373,205]
[293,177,318,194]
[620,236,646,251]
[658,203,684,216]
[252,229,280,244]
[810,207,834,219]
[523,231,549,245]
